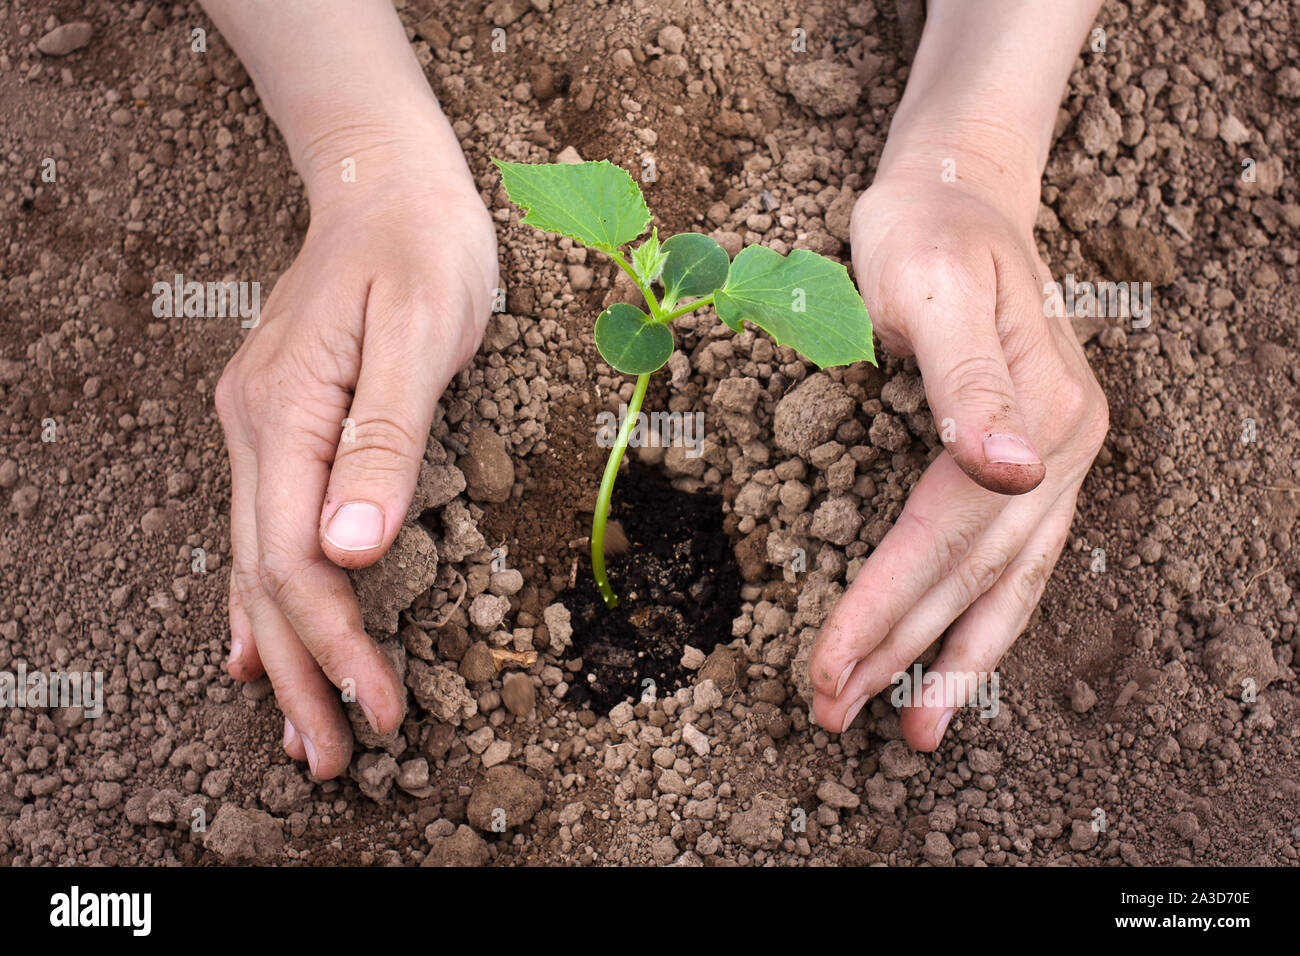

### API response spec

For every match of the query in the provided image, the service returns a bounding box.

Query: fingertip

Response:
[900,706,954,752]
[320,499,390,568]
[359,683,405,736]
[308,733,353,780]
[283,717,307,762]
[228,645,266,683]
[227,587,265,681]
[973,433,1046,495]
[968,459,1047,496]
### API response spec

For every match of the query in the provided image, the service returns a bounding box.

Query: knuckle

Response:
[1054,374,1093,425]
[256,549,305,608]
[309,640,356,686]
[214,366,241,424]
[900,240,968,283]
[1082,385,1110,450]
[231,564,265,607]
[952,548,1007,601]
[334,413,421,474]
[900,510,977,577]
[237,364,278,411]
[1057,372,1109,452]
[1004,551,1053,611]
[946,354,1014,409]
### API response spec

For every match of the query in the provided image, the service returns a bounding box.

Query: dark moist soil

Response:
[563,461,740,711]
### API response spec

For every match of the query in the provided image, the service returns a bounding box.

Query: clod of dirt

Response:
[423,824,489,866]
[351,525,439,634]
[405,461,466,522]
[1070,679,1099,713]
[1084,227,1177,285]
[204,805,284,863]
[467,765,544,831]
[460,427,515,503]
[346,640,407,754]
[785,60,862,117]
[352,753,400,802]
[698,646,744,696]
[459,642,497,683]
[259,766,314,816]
[501,672,536,716]
[1203,624,1279,695]
[406,659,477,726]
[772,373,856,457]
[727,793,788,849]
[36,22,93,57]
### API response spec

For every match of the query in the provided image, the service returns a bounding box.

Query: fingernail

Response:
[231,634,243,665]
[983,433,1041,466]
[324,501,385,552]
[834,660,859,698]
[283,717,297,748]
[360,700,380,733]
[840,694,869,733]
[934,708,955,747]
[301,734,319,776]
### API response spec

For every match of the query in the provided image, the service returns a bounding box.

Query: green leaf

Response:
[493,159,650,253]
[660,233,729,311]
[631,229,669,284]
[594,303,674,375]
[713,245,875,368]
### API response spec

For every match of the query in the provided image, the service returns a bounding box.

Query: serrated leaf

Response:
[494,159,650,252]
[594,303,674,374]
[713,246,875,368]
[660,233,730,311]
[632,229,669,284]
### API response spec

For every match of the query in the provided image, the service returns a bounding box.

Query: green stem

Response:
[608,251,663,319]
[659,293,714,324]
[591,371,650,609]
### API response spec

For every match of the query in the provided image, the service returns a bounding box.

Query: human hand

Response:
[808,158,1108,749]
[215,136,498,778]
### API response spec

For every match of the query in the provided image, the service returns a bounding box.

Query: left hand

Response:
[808,165,1110,749]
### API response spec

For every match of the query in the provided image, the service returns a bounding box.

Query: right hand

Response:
[216,140,498,778]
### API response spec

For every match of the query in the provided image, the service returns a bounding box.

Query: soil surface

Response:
[1,0,1298,867]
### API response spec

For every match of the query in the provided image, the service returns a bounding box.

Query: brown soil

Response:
[1,0,1297,868]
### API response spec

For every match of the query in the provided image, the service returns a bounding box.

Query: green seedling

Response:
[495,159,876,609]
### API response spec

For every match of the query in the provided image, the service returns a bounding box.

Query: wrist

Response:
[876,113,1045,232]
[289,101,475,213]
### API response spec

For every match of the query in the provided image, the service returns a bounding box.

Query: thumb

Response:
[906,298,1045,497]
[318,305,451,568]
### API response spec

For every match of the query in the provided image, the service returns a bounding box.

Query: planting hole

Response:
[562,461,741,712]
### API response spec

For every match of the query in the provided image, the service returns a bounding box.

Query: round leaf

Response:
[594,303,674,375]
[661,233,730,305]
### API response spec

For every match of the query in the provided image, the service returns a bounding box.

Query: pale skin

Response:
[203,0,1107,777]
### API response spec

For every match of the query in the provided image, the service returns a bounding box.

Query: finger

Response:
[899,492,1076,751]
[809,452,1006,699]
[908,306,1045,496]
[254,404,406,736]
[817,486,1055,732]
[250,601,354,777]
[283,716,307,763]
[319,293,454,569]
[225,425,352,777]
[227,575,265,681]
